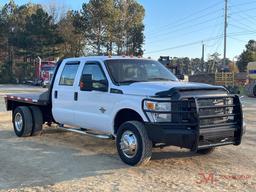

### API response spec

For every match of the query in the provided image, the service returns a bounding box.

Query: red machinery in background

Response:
[34,58,56,87]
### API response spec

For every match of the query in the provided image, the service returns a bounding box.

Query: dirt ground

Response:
[0,85,255,192]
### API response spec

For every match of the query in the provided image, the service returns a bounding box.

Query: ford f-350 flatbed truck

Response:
[5,56,245,166]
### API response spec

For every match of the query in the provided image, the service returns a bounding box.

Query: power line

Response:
[214,36,224,54]
[206,10,223,43]
[145,1,256,56]
[145,30,256,55]
[147,0,223,35]
[229,23,256,33]
[229,36,248,43]
[206,26,223,48]
[147,8,223,37]
[240,13,256,25]
[148,16,222,39]
[145,35,224,54]
[230,0,256,8]
[207,36,222,48]
[146,22,223,45]
[229,19,256,31]
[229,30,256,36]
[230,6,256,26]
[231,7,256,15]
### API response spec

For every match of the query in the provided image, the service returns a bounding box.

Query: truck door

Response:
[52,61,80,125]
[73,61,113,133]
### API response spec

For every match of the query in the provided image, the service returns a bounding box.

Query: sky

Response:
[1,0,256,60]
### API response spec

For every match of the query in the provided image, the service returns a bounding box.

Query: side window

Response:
[59,63,79,86]
[82,63,107,90]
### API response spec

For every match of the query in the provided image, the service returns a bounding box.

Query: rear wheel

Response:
[29,106,43,136]
[13,106,33,137]
[116,121,152,166]
[196,148,215,154]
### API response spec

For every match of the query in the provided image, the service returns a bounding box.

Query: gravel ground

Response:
[0,85,255,192]
[0,96,5,112]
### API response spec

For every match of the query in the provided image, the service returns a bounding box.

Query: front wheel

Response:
[116,121,152,166]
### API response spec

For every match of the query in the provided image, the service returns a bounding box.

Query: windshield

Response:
[42,66,55,73]
[105,59,178,85]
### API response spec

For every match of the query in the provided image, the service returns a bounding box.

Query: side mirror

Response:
[80,74,93,91]
[97,79,108,92]
[80,74,108,92]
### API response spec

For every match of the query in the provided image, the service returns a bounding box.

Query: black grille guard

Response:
[143,91,243,150]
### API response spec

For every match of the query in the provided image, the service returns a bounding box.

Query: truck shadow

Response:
[151,150,199,160]
[0,129,126,190]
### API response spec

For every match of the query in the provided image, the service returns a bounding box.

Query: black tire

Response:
[13,106,33,137]
[29,106,43,136]
[116,121,152,166]
[196,148,215,155]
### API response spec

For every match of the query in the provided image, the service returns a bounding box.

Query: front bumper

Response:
[144,95,244,151]
[145,123,197,149]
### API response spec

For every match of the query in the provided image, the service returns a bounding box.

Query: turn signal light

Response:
[146,102,155,110]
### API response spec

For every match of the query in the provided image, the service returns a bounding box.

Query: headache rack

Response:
[143,95,243,150]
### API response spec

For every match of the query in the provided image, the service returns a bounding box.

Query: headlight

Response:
[143,100,171,122]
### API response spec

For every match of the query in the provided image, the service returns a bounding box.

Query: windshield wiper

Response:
[119,80,143,84]
[148,78,174,81]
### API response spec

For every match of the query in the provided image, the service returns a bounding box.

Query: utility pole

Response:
[201,42,205,63]
[201,42,205,71]
[223,0,228,66]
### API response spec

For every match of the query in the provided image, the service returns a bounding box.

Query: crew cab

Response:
[5,56,245,166]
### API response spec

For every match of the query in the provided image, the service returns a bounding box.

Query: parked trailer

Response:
[5,56,245,166]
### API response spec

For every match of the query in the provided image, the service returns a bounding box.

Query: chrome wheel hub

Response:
[120,130,138,158]
[14,113,23,132]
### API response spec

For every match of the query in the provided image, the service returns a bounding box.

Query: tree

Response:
[0,1,43,83]
[237,40,256,72]
[44,0,67,24]
[57,11,85,57]
[20,7,63,59]
[114,0,145,55]
[0,0,146,83]
[0,0,18,78]
[207,52,221,73]
[190,58,202,74]
[79,0,117,55]
[77,0,145,55]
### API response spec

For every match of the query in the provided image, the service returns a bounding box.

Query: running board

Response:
[58,127,114,139]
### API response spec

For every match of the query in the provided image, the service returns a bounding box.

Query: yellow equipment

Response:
[246,62,256,96]
[215,72,234,87]
[248,62,256,80]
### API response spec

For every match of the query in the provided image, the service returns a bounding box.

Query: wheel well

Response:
[8,102,52,123]
[114,109,143,134]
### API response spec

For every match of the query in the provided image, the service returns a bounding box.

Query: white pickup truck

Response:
[5,56,245,166]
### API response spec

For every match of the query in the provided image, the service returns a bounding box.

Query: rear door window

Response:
[59,63,79,86]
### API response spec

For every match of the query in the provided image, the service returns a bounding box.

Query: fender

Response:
[110,95,148,133]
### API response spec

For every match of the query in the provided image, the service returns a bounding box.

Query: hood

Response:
[119,81,223,96]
